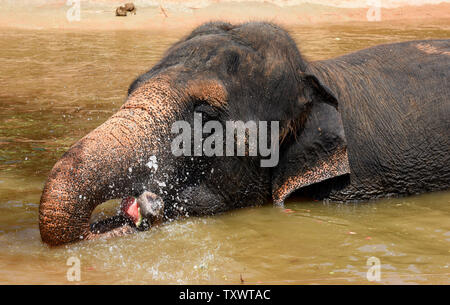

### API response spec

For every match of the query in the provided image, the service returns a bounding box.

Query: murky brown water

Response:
[1,21,449,284]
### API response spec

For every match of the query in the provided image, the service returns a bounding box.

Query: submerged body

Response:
[39,22,450,246]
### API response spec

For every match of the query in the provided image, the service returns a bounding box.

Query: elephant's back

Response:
[310,40,450,199]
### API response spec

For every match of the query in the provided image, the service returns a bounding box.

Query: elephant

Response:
[39,22,450,246]
[115,3,136,17]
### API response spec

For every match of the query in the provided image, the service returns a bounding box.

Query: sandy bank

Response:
[0,1,449,31]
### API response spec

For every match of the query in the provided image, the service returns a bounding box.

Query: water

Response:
[0,21,449,284]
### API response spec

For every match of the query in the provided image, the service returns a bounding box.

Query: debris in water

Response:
[347,231,357,235]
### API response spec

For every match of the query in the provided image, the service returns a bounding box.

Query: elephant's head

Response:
[39,22,350,246]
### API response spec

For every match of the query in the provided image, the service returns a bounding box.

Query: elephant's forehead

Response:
[167,28,302,77]
[181,22,297,52]
[169,32,264,65]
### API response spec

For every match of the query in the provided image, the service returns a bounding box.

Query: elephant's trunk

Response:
[39,80,179,246]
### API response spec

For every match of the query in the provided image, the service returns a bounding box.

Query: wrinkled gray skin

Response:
[39,22,450,246]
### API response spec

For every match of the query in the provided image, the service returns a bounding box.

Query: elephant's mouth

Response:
[90,191,165,236]
[120,197,143,227]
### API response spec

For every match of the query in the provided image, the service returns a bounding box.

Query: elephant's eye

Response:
[194,102,220,120]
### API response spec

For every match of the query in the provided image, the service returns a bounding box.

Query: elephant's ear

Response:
[272,73,351,205]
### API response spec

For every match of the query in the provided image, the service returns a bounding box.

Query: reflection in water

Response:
[0,21,449,284]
